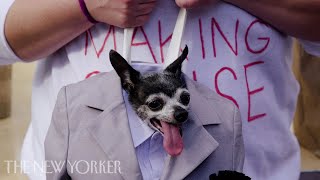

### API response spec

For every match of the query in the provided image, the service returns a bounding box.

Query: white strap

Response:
[123,8,187,67]
[123,28,134,64]
[165,8,187,67]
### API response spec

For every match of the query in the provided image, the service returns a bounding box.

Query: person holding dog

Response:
[0,0,320,179]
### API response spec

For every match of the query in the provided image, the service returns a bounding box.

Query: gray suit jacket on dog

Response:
[45,71,244,180]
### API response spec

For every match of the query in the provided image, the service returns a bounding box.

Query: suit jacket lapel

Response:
[160,113,219,180]
[86,71,142,180]
[160,75,221,180]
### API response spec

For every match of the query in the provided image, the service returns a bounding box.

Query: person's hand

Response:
[84,0,157,28]
[175,0,219,9]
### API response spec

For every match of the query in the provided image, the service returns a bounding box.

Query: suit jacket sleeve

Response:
[233,107,245,171]
[45,86,70,180]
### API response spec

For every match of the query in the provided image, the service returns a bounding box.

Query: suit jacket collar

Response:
[123,90,155,148]
[85,71,222,125]
[86,71,221,180]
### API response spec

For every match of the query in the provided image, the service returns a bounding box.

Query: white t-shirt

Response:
[1,1,320,180]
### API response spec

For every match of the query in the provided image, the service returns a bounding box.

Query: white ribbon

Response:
[123,8,187,67]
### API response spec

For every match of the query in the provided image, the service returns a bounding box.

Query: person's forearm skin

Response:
[224,0,320,41]
[5,0,93,62]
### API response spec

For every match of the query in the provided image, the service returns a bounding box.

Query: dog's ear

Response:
[109,50,140,92]
[164,45,188,78]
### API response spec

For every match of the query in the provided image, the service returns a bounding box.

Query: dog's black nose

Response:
[174,107,188,123]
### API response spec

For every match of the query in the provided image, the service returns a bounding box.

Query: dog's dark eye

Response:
[180,92,190,105]
[148,99,163,111]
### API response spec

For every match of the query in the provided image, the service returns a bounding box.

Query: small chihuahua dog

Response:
[109,46,189,156]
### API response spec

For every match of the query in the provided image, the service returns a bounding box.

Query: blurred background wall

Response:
[293,42,320,159]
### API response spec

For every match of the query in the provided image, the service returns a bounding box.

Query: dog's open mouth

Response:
[150,118,183,135]
[151,118,163,133]
[150,118,183,156]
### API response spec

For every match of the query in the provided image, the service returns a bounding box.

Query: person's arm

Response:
[175,0,320,41]
[223,0,320,41]
[4,0,92,62]
[4,0,156,62]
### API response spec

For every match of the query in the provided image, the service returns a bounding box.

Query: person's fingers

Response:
[175,0,215,8]
[119,14,149,28]
[175,0,192,8]
[175,0,202,8]
[133,14,150,27]
[138,0,156,4]
[100,0,156,28]
[135,2,156,16]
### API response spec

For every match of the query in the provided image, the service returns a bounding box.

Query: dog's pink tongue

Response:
[160,121,183,156]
